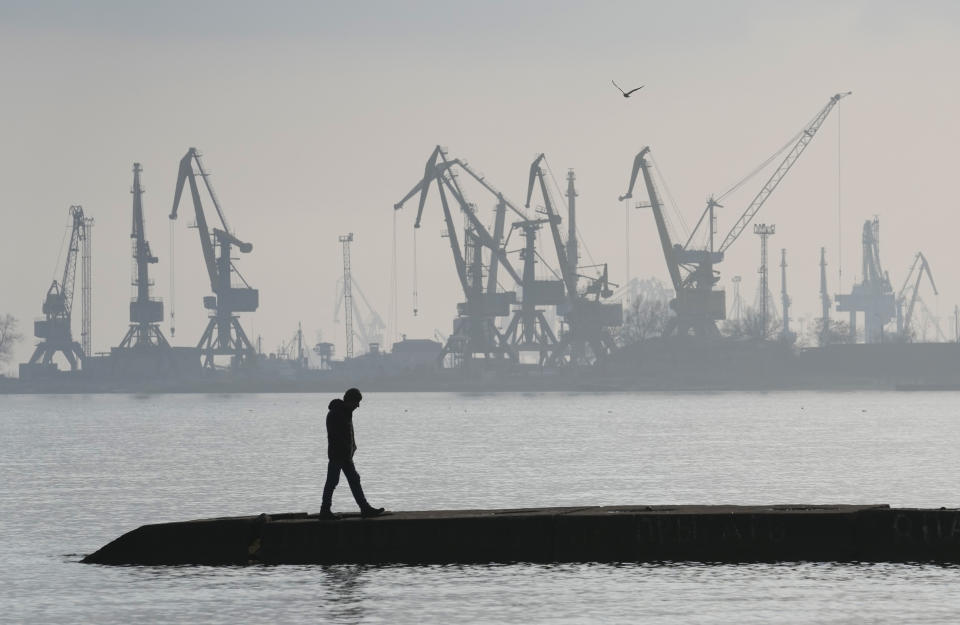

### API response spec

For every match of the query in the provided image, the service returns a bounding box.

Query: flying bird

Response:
[612,80,644,98]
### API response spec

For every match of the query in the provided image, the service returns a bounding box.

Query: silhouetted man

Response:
[320,388,385,519]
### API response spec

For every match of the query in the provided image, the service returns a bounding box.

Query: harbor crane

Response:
[395,146,524,365]
[170,148,258,368]
[895,252,938,340]
[24,206,91,372]
[119,163,169,349]
[526,154,620,364]
[836,217,896,343]
[619,92,850,336]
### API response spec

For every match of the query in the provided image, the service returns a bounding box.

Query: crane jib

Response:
[717,92,850,254]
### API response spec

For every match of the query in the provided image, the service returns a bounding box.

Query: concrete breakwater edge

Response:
[82,504,960,565]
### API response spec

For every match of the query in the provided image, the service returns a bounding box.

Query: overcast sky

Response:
[2,0,959,369]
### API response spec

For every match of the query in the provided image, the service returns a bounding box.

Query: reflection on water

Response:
[4,392,960,623]
[321,566,368,623]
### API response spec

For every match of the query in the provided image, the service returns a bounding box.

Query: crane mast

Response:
[819,247,831,344]
[170,147,258,368]
[119,163,169,349]
[339,233,355,359]
[780,248,794,343]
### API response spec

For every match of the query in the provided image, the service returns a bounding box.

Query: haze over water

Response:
[4,391,960,624]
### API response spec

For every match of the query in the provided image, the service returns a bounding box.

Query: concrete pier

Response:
[81,504,960,565]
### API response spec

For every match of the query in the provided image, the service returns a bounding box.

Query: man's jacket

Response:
[326,398,357,462]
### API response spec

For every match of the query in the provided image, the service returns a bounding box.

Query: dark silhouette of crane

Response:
[170,148,258,368]
[526,154,620,365]
[619,92,850,337]
[395,146,522,366]
[24,206,90,373]
[836,217,896,343]
[119,163,169,350]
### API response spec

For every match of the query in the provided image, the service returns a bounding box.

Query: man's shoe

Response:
[361,507,385,518]
[318,509,340,520]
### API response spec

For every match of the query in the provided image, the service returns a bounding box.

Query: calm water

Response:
[3,391,960,624]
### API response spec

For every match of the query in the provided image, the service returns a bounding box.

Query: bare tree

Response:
[0,314,23,367]
[809,318,853,346]
[615,296,673,346]
[722,306,781,341]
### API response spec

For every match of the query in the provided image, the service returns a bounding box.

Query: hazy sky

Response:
[2,1,959,370]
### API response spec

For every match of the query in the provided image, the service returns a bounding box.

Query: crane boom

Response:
[171,149,219,289]
[61,206,86,318]
[718,92,850,253]
[627,148,683,292]
[525,154,577,299]
[899,252,938,335]
[394,147,523,286]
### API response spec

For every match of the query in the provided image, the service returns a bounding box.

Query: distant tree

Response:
[809,318,853,346]
[722,306,781,341]
[615,295,673,346]
[0,314,23,366]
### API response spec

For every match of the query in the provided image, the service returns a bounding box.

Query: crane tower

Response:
[819,247,831,345]
[119,163,169,349]
[339,233,355,359]
[754,224,775,338]
[780,248,795,343]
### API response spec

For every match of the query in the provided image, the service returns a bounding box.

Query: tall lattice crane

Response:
[119,163,169,349]
[24,206,90,372]
[334,274,386,355]
[339,233,356,359]
[619,92,850,336]
[170,148,258,368]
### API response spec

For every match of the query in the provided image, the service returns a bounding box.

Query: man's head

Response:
[344,387,362,409]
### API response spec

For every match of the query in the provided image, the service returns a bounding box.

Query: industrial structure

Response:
[895,252,938,340]
[525,154,620,365]
[618,92,850,337]
[779,248,794,343]
[22,205,92,376]
[170,148,258,368]
[334,234,385,358]
[835,217,896,343]
[118,163,169,350]
[14,91,960,393]
[729,276,743,321]
[753,224,776,337]
[395,146,619,367]
[395,146,521,365]
[819,247,831,345]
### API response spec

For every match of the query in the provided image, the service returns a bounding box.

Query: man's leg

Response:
[340,459,372,511]
[321,460,341,512]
